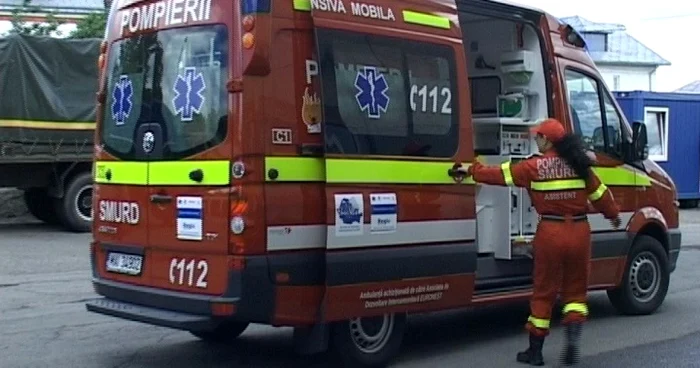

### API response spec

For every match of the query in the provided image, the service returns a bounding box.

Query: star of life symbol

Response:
[111,75,133,126]
[354,66,390,119]
[172,67,206,122]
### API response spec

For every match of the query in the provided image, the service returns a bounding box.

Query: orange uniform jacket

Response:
[470,151,620,219]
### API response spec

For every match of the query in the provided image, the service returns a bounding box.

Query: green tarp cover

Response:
[0,34,101,124]
[0,34,100,161]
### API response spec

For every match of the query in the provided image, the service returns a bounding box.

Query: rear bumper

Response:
[86,255,276,331]
[668,228,681,273]
[85,297,219,332]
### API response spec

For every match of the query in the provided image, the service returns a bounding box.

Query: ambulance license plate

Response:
[106,252,143,276]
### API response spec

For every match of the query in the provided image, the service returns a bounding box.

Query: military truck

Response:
[0,33,100,232]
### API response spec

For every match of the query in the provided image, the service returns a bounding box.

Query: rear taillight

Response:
[229,190,247,254]
[230,198,248,235]
[242,15,255,49]
[228,158,265,255]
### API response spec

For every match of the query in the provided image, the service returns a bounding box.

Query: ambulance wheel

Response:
[55,171,93,233]
[607,235,670,315]
[23,188,60,225]
[190,321,249,342]
[332,313,406,368]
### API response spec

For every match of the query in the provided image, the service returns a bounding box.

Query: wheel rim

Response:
[74,185,93,222]
[629,251,661,303]
[348,314,394,354]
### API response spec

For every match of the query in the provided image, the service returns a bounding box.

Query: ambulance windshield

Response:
[100,24,228,161]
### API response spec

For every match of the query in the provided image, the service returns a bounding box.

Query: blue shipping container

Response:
[614,91,700,205]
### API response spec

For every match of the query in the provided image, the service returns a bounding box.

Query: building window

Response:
[582,32,607,52]
[644,106,669,161]
[613,75,620,91]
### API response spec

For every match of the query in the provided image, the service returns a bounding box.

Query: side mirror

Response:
[631,121,649,161]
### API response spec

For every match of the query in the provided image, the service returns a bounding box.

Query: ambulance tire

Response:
[23,188,60,225]
[332,312,406,368]
[607,235,670,316]
[55,172,93,233]
[190,321,249,343]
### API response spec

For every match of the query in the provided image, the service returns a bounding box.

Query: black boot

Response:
[561,322,582,366]
[516,333,545,366]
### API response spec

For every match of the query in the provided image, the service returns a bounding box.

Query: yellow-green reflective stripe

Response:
[265,157,325,182]
[527,315,550,329]
[588,183,608,201]
[402,10,451,29]
[293,0,310,11]
[149,161,230,186]
[501,161,514,186]
[531,179,586,191]
[593,167,651,187]
[265,157,476,184]
[562,302,589,316]
[94,161,148,185]
[326,158,473,184]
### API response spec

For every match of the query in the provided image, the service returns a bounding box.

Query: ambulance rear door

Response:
[144,24,233,297]
[96,22,233,296]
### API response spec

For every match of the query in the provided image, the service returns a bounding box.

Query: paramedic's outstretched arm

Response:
[585,170,621,227]
[465,159,533,188]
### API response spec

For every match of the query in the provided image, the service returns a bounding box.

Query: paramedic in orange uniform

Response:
[457,118,621,366]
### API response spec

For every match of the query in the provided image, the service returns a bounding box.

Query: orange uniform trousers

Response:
[526,217,591,337]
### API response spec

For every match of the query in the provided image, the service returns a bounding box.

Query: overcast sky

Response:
[0,1,697,91]
[509,0,700,91]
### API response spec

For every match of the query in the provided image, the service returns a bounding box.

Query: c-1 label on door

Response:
[177,196,203,241]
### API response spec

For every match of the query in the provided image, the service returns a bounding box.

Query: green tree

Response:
[8,0,63,37]
[69,10,108,39]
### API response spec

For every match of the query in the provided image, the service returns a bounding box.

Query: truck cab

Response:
[86,1,681,367]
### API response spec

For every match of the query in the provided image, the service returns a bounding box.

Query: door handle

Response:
[447,163,466,179]
[189,169,204,183]
[150,194,172,204]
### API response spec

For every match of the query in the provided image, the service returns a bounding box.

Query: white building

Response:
[0,0,104,36]
[560,16,671,92]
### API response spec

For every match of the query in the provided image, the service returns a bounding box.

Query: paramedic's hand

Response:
[610,215,622,229]
[456,165,474,177]
[465,161,484,176]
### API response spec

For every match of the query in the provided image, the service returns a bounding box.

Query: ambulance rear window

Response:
[100,24,228,160]
[316,30,459,158]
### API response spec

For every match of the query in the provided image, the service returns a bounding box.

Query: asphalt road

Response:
[2,211,700,368]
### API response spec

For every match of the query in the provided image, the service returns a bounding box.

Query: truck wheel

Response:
[23,188,60,225]
[190,321,249,342]
[332,313,406,368]
[55,172,93,233]
[607,235,670,315]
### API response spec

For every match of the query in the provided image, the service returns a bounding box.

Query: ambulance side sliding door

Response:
[313,27,477,319]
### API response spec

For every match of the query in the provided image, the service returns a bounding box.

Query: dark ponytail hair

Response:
[551,133,593,181]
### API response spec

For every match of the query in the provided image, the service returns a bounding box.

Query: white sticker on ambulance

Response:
[99,200,140,225]
[177,196,203,241]
[311,0,396,22]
